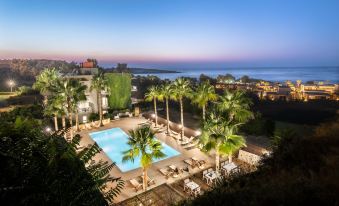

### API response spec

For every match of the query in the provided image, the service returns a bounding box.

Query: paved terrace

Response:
[77,117,216,203]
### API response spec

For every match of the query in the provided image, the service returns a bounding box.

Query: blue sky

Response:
[0,0,339,68]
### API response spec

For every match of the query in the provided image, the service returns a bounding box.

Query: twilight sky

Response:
[0,0,339,68]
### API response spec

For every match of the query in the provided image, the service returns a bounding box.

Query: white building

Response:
[65,70,109,123]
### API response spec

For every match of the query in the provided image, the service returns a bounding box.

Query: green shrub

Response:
[88,113,99,121]
[105,73,131,110]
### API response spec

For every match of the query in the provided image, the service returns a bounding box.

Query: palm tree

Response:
[90,72,108,127]
[44,94,65,131]
[145,86,163,127]
[200,113,246,173]
[56,79,87,138]
[171,78,192,140]
[192,81,217,120]
[33,68,60,105]
[217,90,253,123]
[73,84,87,131]
[122,125,166,191]
[160,83,173,134]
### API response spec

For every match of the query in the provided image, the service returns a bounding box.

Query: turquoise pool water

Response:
[89,128,180,172]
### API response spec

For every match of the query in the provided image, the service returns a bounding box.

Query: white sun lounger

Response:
[130,179,142,192]
[184,158,195,168]
[139,175,156,186]
[171,130,179,135]
[181,136,195,145]
[159,168,173,178]
[183,141,199,149]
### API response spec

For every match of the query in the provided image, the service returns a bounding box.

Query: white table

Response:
[186,181,199,191]
[205,171,217,185]
[222,162,238,174]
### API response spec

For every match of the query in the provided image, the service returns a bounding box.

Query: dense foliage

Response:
[105,73,132,110]
[182,119,339,206]
[0,108,124,205]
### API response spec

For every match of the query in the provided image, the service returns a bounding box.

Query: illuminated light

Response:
[45,127,52,132]
[151,114,155,118]
[8,80,15,92]
[178,124,182,129]
[196,130,201,136]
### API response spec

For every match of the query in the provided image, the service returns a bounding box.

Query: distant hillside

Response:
[0,59,77,91]
[105,67,179,74]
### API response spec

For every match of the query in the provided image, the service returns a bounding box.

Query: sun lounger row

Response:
[159,165,188,178]
[184,157,206,169]
[113,112,133,120]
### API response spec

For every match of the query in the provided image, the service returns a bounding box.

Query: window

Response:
[83,116,88,123]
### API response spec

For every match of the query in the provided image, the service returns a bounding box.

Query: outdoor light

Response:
[45,127,52,133]
[8,80,15,92]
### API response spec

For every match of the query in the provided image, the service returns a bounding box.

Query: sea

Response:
[137,67,339,83]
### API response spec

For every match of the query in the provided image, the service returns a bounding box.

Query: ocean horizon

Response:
[137,66,339,83]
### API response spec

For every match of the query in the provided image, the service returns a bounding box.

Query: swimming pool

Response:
[89,128,180,172]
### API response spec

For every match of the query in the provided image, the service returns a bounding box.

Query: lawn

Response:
[0,92,16,103]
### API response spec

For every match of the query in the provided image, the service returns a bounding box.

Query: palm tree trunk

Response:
[62,115,66,129]
[216,149,220,174]
[166,98,170,134]
[202,105,206,121]
[68,112,73,140]
[143,168,147,191]
[96,90,103,127]
[154,98,158,127]
[180,97,184,140]
[54,115,58,131]
[228,154,233,163]
[75,110,79,132]
[99,91,103,127]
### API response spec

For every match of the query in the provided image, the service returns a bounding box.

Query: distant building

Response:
[64,61,107,123]
[79,60,99,75]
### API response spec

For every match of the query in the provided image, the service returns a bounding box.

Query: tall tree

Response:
[145,86,163,127]
[160,83,173,134]
[200,113,246,174]
[171,78,192,140]
[33,68,60,105]
[218,90,253,123]
[44,95,65,131]
[90,72,108,127]
[192,81,218,120]
[73,84,87,131]
[122,126,165,191]
[56,79,87,138]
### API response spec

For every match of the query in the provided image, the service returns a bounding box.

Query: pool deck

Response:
[78,117,216,203]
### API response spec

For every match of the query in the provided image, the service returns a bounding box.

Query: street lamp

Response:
[8,80,15,92]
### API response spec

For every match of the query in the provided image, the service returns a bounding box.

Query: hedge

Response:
[105,73,131,110]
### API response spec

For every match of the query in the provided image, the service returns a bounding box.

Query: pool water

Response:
[89,128,180,172]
